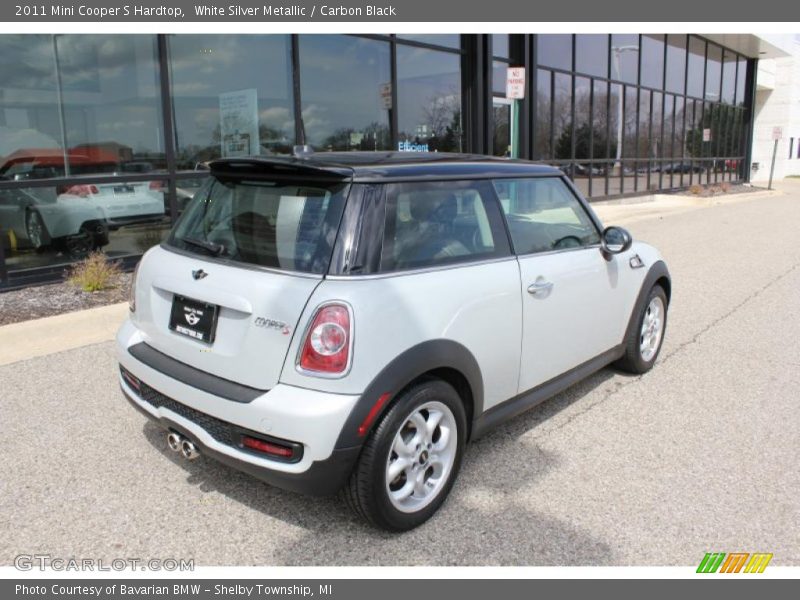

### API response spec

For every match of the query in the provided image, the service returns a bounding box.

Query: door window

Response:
[493,177,600,255]
[380,180,509,272]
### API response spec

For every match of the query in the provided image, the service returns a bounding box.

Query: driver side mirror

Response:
[600,226,632,260]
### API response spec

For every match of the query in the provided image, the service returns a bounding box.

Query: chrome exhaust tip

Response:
[180,439,200,460]
[167,432,183,452]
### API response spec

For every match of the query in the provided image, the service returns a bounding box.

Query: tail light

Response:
[64,184,98,197]
[149,180,165,191]
[297,303,352,376]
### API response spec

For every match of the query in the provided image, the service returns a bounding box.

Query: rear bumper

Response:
[116,318,362,495]
[121,385,359,496]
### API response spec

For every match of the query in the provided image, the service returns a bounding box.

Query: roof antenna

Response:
[293,116,313,157]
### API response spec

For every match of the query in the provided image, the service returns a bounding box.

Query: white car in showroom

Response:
[117,152,670,531]
[0,181,165,255]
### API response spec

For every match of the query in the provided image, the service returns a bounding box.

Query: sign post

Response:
[769,126,782,190]
[506,67,525,159]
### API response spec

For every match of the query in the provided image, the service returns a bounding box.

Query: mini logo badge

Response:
[192,269,208,280]
[185,310,201,326]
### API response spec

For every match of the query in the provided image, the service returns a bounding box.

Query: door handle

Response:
[527,280,554,296]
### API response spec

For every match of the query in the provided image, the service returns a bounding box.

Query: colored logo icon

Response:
[697,552,773,573]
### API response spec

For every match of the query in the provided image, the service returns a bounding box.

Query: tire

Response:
[64,224,95,258]
[343,379,467,531]
[615,284,668,374]
[25,209,50,250]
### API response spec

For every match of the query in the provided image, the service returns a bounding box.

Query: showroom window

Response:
[687,36,706,99]
[641,35,665,90]
[299,36,392,152]
[611,34,639,85]
[665,35,687,95]
[0,34,163,181]
[168,34,295,169]
[576,34,609,79]
[0,35,64,181]
[0,34,169,279]
[396,34,461,50]
[396,43,463,153]
[537,34,572,72]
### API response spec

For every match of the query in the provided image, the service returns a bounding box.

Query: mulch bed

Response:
[670,182,769,198]
[0,273,132,327]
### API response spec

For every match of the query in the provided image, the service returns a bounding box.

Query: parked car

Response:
[117,152,671,531]
[0,186,109,255]
[558,163,604,177]
[0,149,166,255]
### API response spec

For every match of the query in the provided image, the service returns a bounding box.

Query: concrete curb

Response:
[0,302,128,367]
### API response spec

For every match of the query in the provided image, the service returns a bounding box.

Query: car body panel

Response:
[130,245,323,391]
[277,257,523,410]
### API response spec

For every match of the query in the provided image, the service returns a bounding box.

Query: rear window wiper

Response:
[180,236,226,257]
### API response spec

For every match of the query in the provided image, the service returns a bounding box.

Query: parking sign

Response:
[506,67,526,99]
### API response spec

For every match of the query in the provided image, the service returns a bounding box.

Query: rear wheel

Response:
[343,379,466,531]
[64,225,95,258]
[25,209,50,250]
[615,284,668,374]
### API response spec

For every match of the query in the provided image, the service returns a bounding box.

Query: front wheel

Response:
[343,379,467,531]
[615,284,668,374]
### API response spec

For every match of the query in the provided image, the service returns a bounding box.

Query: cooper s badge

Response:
[255,317,291,335]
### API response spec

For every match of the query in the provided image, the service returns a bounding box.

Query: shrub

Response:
[720,181,732,193]
[689,184,703,196]
[66,252,122,292]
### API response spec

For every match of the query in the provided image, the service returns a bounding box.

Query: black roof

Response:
[208,151,562,182]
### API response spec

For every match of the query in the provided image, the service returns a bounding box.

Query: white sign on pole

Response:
[506,67,526,100]
[379,82,392,109]
[772,126,783,141]
[219,89,260,157]
[702,128,712,142]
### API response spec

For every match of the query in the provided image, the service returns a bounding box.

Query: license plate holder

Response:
[168,295,219,344]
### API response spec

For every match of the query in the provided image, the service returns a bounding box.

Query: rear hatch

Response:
[133,159,351,391]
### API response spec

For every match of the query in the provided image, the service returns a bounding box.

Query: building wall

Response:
[0,33,759,289]
[751,35,800,181]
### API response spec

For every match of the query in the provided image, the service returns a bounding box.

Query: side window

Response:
[381,180,509,272]
[493,177,601,255]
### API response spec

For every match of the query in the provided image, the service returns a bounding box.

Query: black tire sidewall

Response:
[363,380,467,531]
[631,285,668,372]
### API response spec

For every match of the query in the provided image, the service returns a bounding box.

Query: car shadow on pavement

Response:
[140,367,621,565]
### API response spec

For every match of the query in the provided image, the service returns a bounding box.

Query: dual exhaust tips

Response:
[167,431,200,460]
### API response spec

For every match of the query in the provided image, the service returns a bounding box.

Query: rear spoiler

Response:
[208,157,353,182]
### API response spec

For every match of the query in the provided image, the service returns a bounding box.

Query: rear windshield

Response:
[168,177,348,274]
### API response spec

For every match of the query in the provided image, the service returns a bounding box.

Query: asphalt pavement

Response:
[1,185,799,566]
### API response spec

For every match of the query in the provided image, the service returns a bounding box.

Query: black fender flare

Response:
[622,259,671,345]
[334,339,484,449]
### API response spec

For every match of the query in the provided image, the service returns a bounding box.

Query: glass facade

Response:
[534,34,751,198]
[0,33,755,288]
